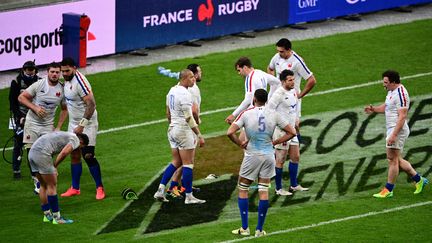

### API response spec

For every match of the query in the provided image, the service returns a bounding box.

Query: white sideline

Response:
[219,201,432,243]
[4,71,432,150]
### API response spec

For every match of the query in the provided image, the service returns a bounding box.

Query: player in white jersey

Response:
[29,131,88,224]
[18,62,67,194]
[228,89,296,237]
[154,69,206,204]
[268,69,308,195]
[225,57,280,124]
[365,70,428,198]
[60,57,105,200]
[168,64,203,198]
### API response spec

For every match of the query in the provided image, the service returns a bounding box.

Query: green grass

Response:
[0,19,432,242]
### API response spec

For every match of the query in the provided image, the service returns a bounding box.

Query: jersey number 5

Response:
[258,116,266,132]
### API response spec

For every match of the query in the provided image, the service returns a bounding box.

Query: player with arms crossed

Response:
[225,57,280,125]
[227,89,296,237]
[29,131,89,224]
[154,69,206,204]
[365,70,428,198]
[60,57,105,200]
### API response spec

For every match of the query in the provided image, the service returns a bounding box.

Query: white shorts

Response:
[273,126,299,150]
[23,124,53,145]
[239,154,276,181]
[168,126,197,150]
[68,122,98,146]
[386,127,409,150]
[28,149,55,174]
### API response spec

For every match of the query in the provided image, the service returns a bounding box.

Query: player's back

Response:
[167,85,193,128]
[31,131,79,156]
[236,106,281,155]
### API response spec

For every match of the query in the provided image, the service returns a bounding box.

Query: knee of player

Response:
[84,152,94,160]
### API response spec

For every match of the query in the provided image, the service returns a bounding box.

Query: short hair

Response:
[179,69,192,80]
[187,63,200,74]
[382,70,400,84]
[46,62,61,71]
[280,69,294,81]
[235,57,252,70]
[254,89,268,103]
[276,38,292,50]
[61,57,76,67]
[76,133,89,146]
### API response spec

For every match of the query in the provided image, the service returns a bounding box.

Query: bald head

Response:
[179,69,195,88]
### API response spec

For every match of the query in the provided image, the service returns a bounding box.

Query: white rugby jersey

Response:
[64,70,98,124]
[31,131,80,156]
[232,69,280,117]
[268,50,313,92]
[25,78,64,127]
[167,84,193,128]
[234,106,289,155]
[385,85,410,131]
[189,83,201,112]
[267,87,299,126]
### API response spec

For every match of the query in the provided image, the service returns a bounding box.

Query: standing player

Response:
[227,89,296,237]
[18,62,67,193]
[365,70,428,198]
[153,69,206,204]
[9,60,40,181]
[60,57,105,200]
[29,131,89,224]
[168,64,203,198]
[225,57,280,125]
[267,69,308,195]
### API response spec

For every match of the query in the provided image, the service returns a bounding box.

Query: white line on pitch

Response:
[219,201,432,243]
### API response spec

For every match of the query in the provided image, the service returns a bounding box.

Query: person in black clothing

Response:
[8,61,41,182]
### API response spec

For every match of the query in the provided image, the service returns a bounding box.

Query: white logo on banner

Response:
[298,0,318,9]
[346,0,366,4]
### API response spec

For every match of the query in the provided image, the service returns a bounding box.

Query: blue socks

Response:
[412,173,421,183]
[41,203,50,212]
[161,163,177,186]
[89,164,103,188]
[238,198,249,230]
[385,182,394,192]
[169,180,179,190]
[256,200,269,231]
[71,163,82,189]
[289,162,299,187]
[182,167,193,193]
[47,195,59,213]
[275,167,283,190]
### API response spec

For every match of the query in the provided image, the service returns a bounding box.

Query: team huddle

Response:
[9,38,429,234]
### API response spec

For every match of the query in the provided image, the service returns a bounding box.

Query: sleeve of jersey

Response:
[396,86,409,109]
[233,110,245,128]
[268,54,276,70]
[232,92,253,117]
[26,79,41,97]
[294,55,313,80]
[75,72,92,97]
[69,136,80,150]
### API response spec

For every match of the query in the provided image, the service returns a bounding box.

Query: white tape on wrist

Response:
[79,118,89,127]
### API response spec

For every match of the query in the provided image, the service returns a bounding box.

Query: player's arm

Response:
[267,66,275,76]
[192,102,200,125]
[365,103,385,114]
[299,75,316,99]
[273,124,297,146]
[265,73,281,99]
[74,94,96,134]
[227,123,248,149]
[183,108,205,147]
[225,92,253,124]
[53,143,74,168]
[18,91,47,118]
[166,105,171,124]
[387,107,408,145]
[55,100,68,131]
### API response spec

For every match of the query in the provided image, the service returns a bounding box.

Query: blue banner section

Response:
[289,0,432,24]
[115,0,288,52]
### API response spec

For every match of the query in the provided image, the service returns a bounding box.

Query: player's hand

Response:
[225,114,235,124]
[240,140,248,149]
[35,107,47,118]
[387,134,396,146]
[54,127,61,132]
[73,125,84,134]
[198,136,205,147]
[364,105,374,114]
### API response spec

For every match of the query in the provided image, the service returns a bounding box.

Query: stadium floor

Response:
[0,3,431,89]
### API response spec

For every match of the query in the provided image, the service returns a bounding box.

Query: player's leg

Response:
[399,156,429,194]
[82,145,105,200]
[232,176,252,236]
[12,132,23,179]
[23,127,40,193]
[61,149,82,197]
[288,142,308,191]
[154,148,182,202]
[274,148,291,195]
[42,173,73,224]
[255,177,270,237]
[373,147,399,198]
[167,167,183,198]
[36,173,52,222]
[180,148,205,204]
